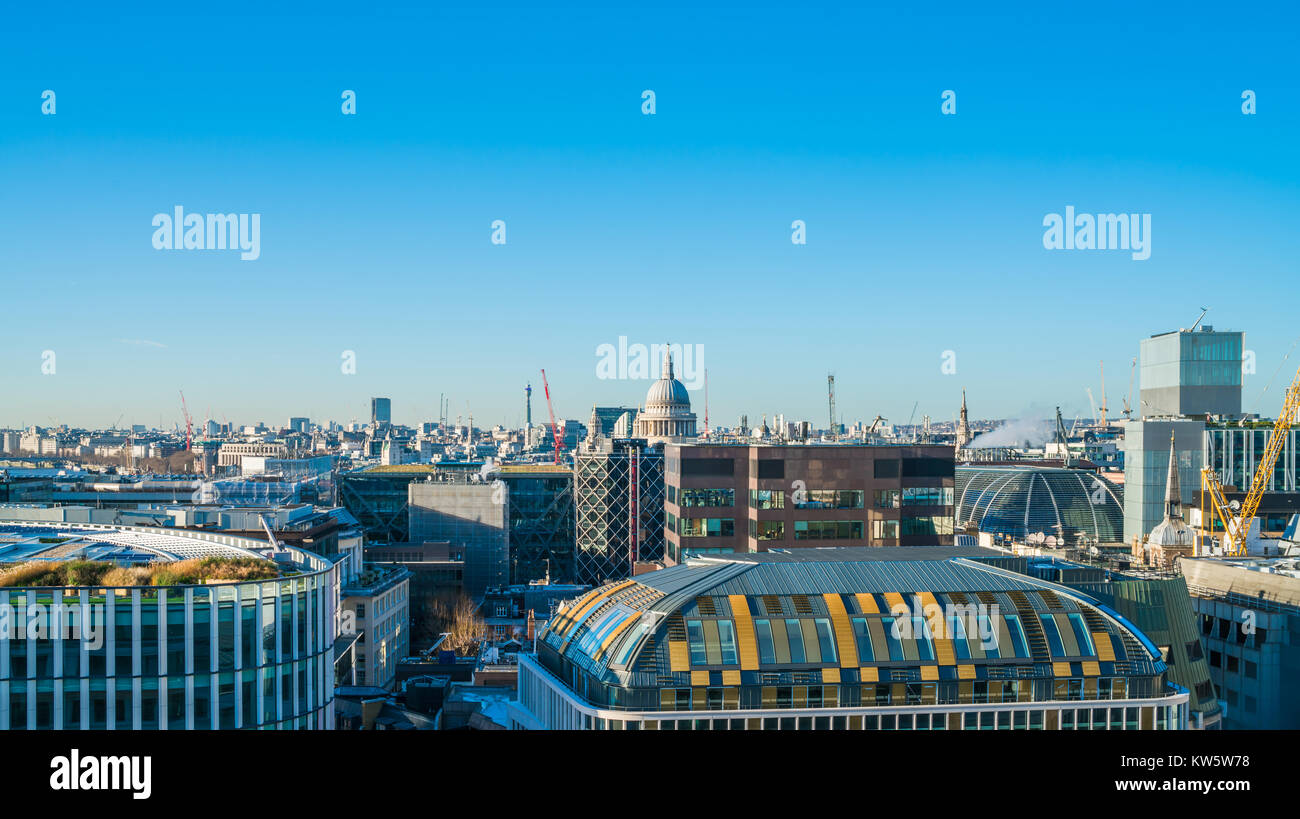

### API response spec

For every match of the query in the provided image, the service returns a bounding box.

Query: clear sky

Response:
[2,2,1297,431]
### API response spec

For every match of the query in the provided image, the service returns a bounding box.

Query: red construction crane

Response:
[540,369,563,465]
[179,390,193,451]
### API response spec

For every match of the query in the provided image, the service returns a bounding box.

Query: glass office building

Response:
[0,520,340,730]
[1139,327,1243,418]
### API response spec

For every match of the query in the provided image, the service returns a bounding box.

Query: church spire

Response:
[662,342,674,380]
[1164,431,1183,520]
[956,388,971,449]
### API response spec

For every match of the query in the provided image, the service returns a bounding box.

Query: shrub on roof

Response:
[99,566,151,587]
[0,555,279,587]
[62,560,113,587]
[0,561,64,587]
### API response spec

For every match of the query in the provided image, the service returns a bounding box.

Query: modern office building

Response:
[339,466,424,543]
[573,437,666,585]
[663,443,955,562]
[0,519,341,730]
[1122,418,1205,543]
[408,480,509,597]
[955,465,1124,547]
[1181,556,1300,729]
[1125,416,1300,544]
[1139,326,1243,418]
[1203,419,1300,537]
[371,397,392,428]
[509,549,1190,730]
[490,464,575,584]
[591,407,637,438]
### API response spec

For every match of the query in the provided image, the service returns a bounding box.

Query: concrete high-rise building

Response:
[408,480,509,596]
[1122,417,1203,544]
[371,397,392,428]
[1139,326,1243,418]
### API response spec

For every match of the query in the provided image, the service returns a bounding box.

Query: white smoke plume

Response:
[965,410,1057,449]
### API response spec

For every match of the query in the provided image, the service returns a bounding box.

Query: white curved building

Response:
[0,519,341,730]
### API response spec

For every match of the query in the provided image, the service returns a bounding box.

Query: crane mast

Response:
[1123,357,1136,419]
[1201,365,1300,556]
[1098,360,1108,427]
[540,369,563,465]
[179,390,193,451]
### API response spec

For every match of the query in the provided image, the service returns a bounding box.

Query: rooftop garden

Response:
[0,555,281,588]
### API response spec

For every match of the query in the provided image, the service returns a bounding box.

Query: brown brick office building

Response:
[663,443,955,562]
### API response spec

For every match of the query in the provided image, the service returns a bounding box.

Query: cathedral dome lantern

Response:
[632,343,698,445]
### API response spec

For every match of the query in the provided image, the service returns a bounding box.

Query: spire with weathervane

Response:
[956,388,971,450]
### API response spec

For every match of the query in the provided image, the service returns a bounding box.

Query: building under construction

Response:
[573,437,665,585]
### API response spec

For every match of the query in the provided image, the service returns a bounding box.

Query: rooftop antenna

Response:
[827,373,837,441]
[1188,307,1209,333]
[704,369,710,436]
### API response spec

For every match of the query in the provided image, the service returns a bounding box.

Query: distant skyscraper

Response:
[371,397,391,427]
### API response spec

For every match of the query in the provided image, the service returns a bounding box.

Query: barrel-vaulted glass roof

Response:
[955,466,1124,545]
[539,555,1163,686]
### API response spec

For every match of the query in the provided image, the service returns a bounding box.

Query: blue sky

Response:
[2,2,1298,431]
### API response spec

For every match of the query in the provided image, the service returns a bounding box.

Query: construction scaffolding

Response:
[573,440,665,585]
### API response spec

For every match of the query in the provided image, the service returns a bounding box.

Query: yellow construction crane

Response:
[1200,365,1300,556]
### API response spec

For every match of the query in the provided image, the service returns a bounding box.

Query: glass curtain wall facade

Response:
[1,547,338,730]
[1139,329,1243,418]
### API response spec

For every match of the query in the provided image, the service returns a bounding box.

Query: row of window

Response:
[677,517,735,538]
[670,487,736,508]
[683,611,1103,668]
[1200,614,1267,647]
[874,488,955,508]
[794,520,864,540]
[2,661,332,730]
[794,490,864,510]
[900,516,954,536]
[661,678,1138,711]
[601,704,1176,730]
[1,594,329,680]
